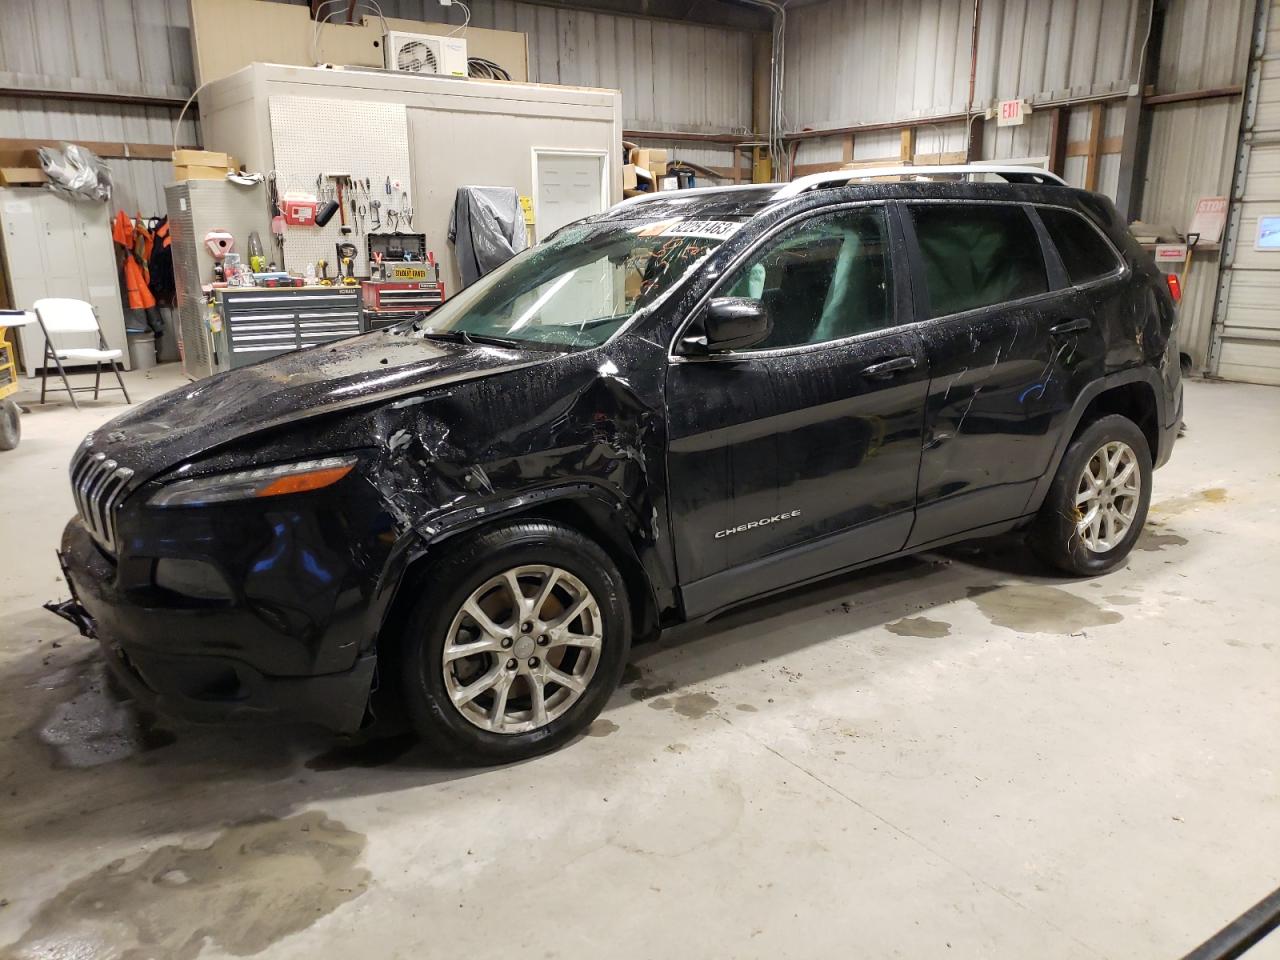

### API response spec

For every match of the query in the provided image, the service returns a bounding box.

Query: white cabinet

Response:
[0,188,129,375]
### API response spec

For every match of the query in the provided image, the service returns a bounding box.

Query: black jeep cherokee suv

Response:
[50,168,1182,761]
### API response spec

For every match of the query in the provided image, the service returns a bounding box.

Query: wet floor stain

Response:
[304,733,418,771]
[885,616,952,639]
[630,680,676,702]
[1151,487,1228,517]
[1137,530,1189,552]
[735,704,758,713]
[587,718,619,737]
[672,692,718,719]
[3,811,368,960]
[643,691,718,718]
[1104,594,1141,607]
[620,663,643,686]
[37,660,176,768]
[967,584,1123,634]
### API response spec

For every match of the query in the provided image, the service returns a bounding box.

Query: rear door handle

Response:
[861,355,918,378]
[1050,318,1092,335]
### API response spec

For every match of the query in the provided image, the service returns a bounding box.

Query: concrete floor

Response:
[1,362,1277,960]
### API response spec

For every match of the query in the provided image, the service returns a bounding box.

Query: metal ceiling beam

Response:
[500,0,770,29]
[303,0,771,30]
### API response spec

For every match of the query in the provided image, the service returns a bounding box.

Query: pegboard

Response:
[268,95,414,279]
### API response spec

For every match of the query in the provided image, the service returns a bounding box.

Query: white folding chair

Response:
[33,298,131,409]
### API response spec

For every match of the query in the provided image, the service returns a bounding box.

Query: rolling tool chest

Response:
[361,275,445,330]
[215,288,361,369]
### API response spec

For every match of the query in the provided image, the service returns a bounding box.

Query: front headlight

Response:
[148,456,357,508]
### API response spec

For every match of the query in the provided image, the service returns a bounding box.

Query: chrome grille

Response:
[70,450,135,553]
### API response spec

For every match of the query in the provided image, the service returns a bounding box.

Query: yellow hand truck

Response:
[0,319,23,450]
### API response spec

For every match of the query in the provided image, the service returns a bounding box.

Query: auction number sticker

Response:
[663,220,742,240]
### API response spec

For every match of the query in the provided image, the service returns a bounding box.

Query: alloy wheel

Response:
[441,564,604,734]
[1074,440,1141,553]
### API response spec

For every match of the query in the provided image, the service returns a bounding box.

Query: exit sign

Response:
[997,99,1027,126]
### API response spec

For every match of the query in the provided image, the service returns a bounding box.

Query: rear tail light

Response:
[1166,272,1182,304]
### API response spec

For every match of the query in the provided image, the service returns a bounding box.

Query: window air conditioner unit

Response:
[383,31,468,78]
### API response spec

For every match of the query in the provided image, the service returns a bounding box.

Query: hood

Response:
[81,331,556,478]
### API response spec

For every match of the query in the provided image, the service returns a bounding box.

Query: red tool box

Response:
[360,279,446,330]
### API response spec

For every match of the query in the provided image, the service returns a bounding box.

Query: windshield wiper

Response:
[416,329,525,349]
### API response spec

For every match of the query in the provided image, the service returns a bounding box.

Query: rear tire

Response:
[399,520,630,762]
[1029,414,1152,576]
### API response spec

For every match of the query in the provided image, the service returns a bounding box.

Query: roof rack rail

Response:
[607,164,1066,213]
[610,182,772,212]
[773,164,1066,199]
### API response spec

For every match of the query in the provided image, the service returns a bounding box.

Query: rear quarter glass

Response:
[1037,206,1124,284]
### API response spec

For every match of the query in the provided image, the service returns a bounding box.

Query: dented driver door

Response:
[664,205,930,619]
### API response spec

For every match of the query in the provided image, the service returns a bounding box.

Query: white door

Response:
[1212,0,1280,385]
[534,151,606,242]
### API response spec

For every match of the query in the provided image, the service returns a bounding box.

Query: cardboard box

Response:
[172,149,232,167]
[647,148,668,164]
[651,160,669,177]
[174,164,229,181]
[623,163,638,190]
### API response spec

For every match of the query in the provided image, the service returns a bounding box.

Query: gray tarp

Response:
[448,186,528,288]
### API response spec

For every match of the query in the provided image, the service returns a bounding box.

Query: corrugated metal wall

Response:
[1141,0,1254,371]
[784,0,1140,133]
[0,0,197,215]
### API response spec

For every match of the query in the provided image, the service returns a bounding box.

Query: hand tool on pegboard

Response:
[267,172,286,259]
[324,173,353,235]
[315,175,339,227]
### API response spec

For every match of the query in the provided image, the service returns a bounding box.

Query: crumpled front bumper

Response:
[47,520,376,734]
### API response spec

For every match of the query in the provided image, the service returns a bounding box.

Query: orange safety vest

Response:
[112,210,156,310]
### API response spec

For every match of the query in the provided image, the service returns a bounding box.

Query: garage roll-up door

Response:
[1213,0,1280,385]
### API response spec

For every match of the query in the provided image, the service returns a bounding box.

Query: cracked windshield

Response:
[412,217,742,348]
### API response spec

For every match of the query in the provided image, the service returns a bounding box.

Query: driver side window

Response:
[722,207,893,349]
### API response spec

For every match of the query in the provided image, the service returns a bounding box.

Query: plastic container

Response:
[127,330,156,370]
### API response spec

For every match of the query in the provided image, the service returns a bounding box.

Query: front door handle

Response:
[861,355,918,378]
[1050,317,1092,335]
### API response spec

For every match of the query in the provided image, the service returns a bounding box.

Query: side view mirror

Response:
[683,297,772,354]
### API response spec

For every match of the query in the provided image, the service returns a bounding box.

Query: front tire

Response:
[1030,414,1152,576]
[399,520,630,762]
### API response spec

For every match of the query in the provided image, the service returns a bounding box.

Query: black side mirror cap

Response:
[685,297,772,354]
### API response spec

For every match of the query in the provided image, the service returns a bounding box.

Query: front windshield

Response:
[411,216,743,349]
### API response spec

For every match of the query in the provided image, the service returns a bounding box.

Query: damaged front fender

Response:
[351,336,679,637]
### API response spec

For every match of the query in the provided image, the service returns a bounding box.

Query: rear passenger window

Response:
[910,204,1048,318]
[1038,207,1123,284]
